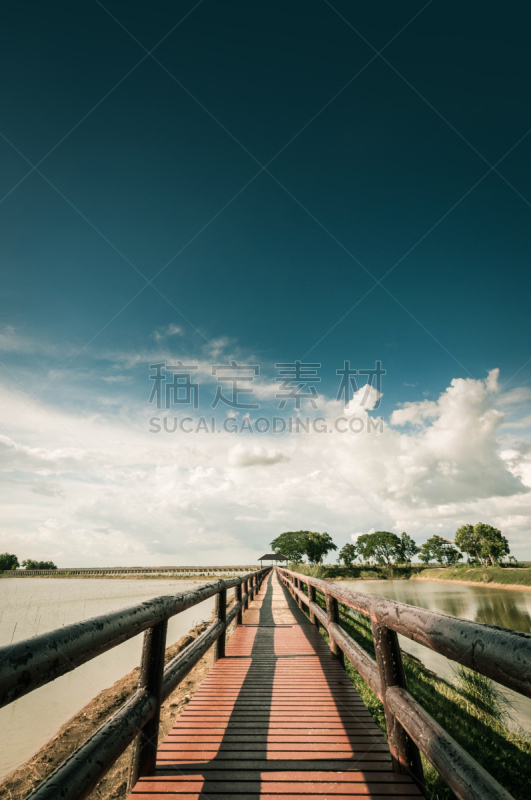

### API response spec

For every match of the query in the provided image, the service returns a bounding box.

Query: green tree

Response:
[356,531,401,565]
[396,532,419,563]
[270,531,309,563]
[443,547,462,566]
[419,536,462,566]
[477,524,510,565]
[305,532,337,565]
[455,523,510,566]
[338,543,357,568]
[454,524,482,562]
[418,542,433,564]
[21,559,57,570]
[0,553,19,570]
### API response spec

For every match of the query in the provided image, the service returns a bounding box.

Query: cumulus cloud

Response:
[228,444,290,468]
[345,384,382,414]
[0,434,86,474]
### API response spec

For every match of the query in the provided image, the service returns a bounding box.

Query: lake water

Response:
[0,578,215,780]
[337,578,531,733]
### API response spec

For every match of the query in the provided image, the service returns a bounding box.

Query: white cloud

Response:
[351,527,375,542]
[0,365,530,564]
[0,434,87,474]
[228,444,290,468]
[0,325,75,357]
[153,324,183,341]
[345,384,382,414]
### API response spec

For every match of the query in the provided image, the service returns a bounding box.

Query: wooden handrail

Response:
[277,566,524,800]
[0,567,270,800]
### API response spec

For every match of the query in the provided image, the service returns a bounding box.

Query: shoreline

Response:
[412,575,531,592]
[0,611,226,799]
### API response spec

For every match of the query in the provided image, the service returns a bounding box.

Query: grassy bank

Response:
[286,562,429,580]
[301,585,531,800]
[414,566,531,588]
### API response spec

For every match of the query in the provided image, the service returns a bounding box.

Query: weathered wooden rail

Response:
[0,567,270,799]
[278,566,531,800]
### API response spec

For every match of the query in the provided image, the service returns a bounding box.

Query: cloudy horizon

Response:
[1,2,530,565]
[1,320,530,565]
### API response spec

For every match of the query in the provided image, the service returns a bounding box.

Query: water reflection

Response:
[336,578,531,732]
[474,594,531,633]
[435,595,469,619]
[0,578,214,779]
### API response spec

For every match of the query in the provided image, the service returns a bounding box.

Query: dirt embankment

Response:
[0,615,224,800]
[412,574,531,592]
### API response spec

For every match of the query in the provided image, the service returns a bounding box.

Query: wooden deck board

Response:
[127,570,421,799]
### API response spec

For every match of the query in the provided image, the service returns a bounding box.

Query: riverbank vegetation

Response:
[284,561,428,580]
[305,587,531,800]
[415,565,531,587]
[271,522,515,572]
[0,553,56,571]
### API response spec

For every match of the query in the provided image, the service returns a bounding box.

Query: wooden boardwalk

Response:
[128,569,421,799]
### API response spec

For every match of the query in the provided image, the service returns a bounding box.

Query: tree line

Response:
[271,522,511,567]
[0,553,57,570]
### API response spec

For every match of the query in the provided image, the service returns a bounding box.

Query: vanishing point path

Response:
[127,569,421,799]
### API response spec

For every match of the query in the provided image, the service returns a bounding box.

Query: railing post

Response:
[371,620,424,786]
[214,588,227,661]
[325,594,345,668]
[235,584,242,626]
[308,584,318,628]
[298,578,304,609]
[127,618,168,791]
[243,579,249,610]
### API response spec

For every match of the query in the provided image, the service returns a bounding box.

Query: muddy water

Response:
[0,578,215,779]
[337,578,531,733]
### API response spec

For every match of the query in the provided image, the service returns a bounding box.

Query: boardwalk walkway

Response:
[128,569,421,798]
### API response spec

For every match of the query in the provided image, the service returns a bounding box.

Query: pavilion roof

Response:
[258,553,288,561]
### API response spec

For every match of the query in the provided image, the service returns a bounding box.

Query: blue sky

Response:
[1,1,530,565]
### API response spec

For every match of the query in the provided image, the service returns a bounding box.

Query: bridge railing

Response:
[0,565,257,576]
[0,567,270,800]
[277,566,531,800]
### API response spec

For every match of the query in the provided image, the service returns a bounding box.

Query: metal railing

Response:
[278,566,531,800]
[0,567,270,800]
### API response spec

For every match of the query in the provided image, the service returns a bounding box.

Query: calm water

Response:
[0,579,215,779]
[337,579,531,733]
